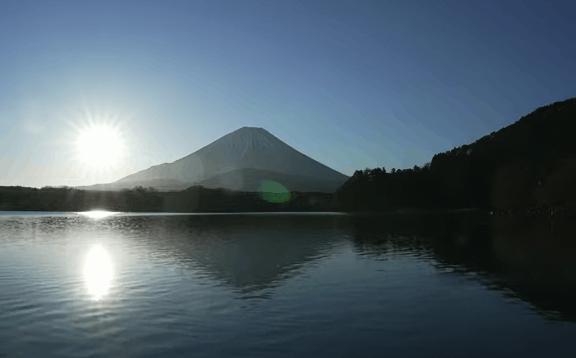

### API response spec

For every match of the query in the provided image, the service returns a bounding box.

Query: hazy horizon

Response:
[2,0,576,187]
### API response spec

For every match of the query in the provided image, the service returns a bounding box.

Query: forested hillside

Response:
[338,98,576,213]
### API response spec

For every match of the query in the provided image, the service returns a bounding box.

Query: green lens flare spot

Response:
[259,180,291,203]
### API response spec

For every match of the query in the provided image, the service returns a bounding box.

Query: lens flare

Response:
[259,180,291,203]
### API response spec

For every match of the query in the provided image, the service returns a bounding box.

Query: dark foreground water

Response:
[1,211,576,357]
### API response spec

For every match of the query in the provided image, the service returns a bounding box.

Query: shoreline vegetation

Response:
[0,186,334,213]
[0,184,572,218]
[2,97,576,216]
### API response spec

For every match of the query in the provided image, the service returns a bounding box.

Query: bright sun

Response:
[75,123,126,170]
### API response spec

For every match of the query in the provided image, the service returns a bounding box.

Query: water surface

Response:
[1,212,576,357]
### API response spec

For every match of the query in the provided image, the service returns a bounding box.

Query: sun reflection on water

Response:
[78,210,118,220]
[82,244,114,301]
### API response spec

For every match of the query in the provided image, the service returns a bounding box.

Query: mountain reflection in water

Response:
[124,214,346,295]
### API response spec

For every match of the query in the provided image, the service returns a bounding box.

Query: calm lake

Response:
[1,211,576,357]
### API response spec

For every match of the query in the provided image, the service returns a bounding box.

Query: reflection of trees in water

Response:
[122,215,348,295]
[488,216,576,320]
[349,213,576,322]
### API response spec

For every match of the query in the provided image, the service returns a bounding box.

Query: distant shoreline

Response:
[0,208,569,219]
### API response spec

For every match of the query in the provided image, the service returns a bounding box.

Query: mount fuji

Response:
[85,127,348,193]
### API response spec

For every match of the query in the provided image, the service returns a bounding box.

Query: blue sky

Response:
[1,0,576,187]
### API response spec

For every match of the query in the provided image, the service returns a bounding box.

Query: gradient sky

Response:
[1,0,576,187]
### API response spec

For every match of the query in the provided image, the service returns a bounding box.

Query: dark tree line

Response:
[337,165,438,211]
[0,186,335,212]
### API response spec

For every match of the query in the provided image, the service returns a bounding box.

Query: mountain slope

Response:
[197,168,346,193]
[93,127,348,193]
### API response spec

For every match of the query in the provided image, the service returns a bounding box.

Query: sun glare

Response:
[78,210,118,220]
[75,123,126,170]
[82,244,114,301]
